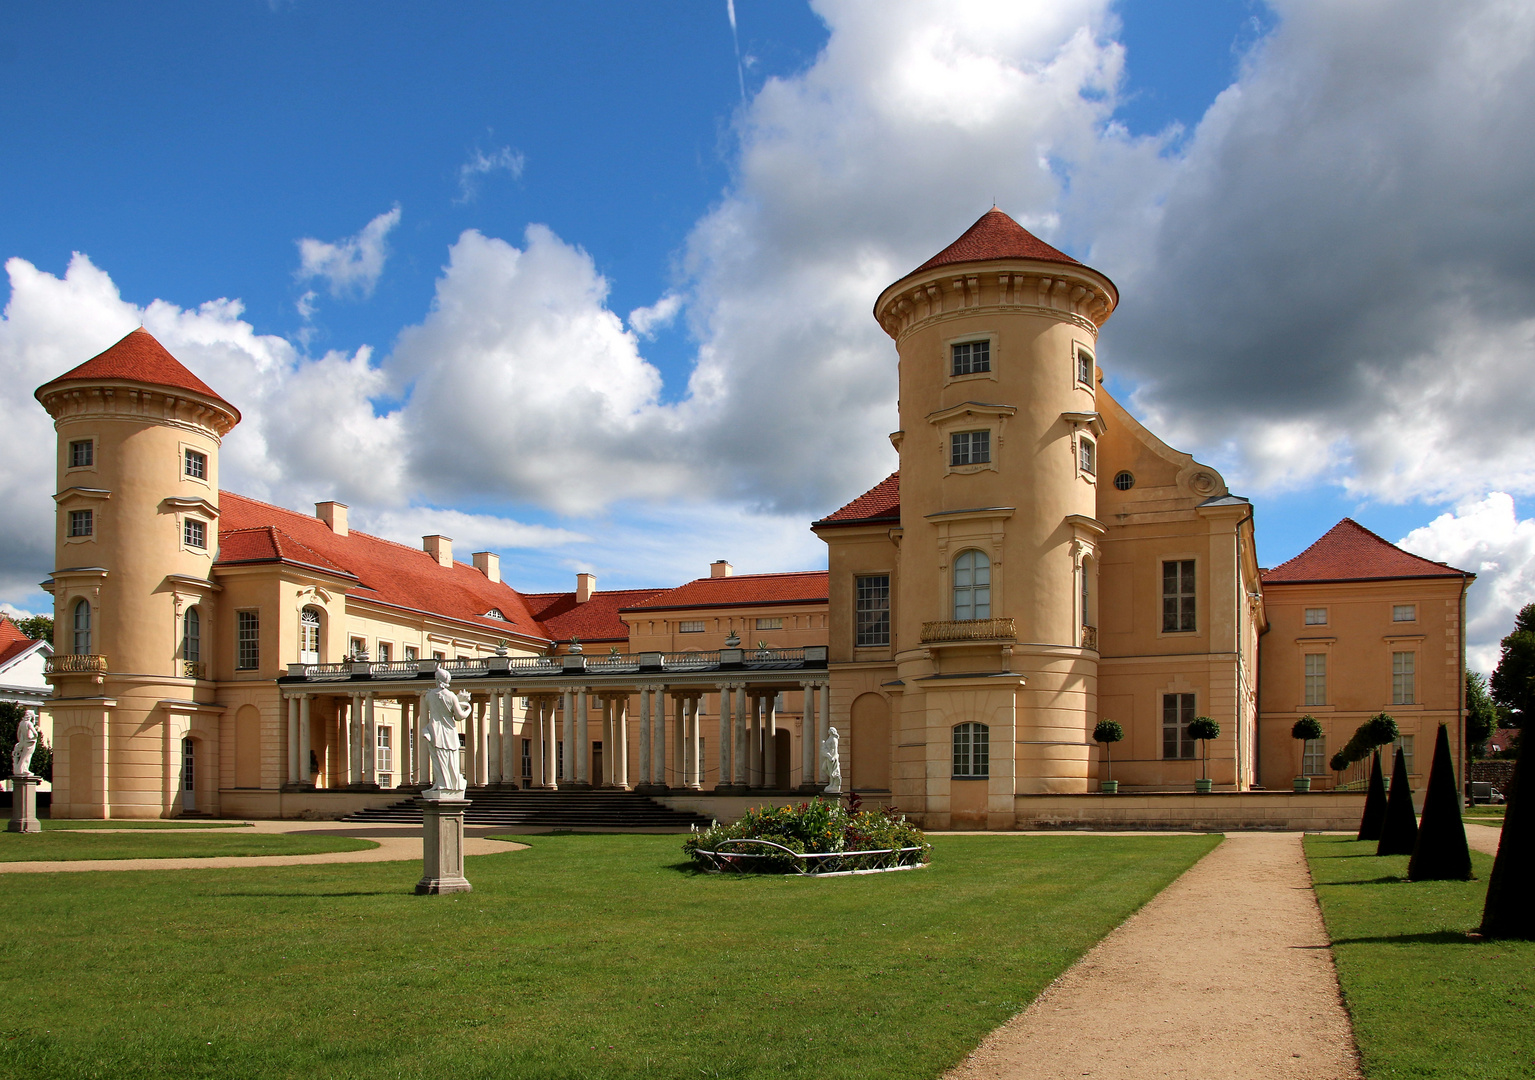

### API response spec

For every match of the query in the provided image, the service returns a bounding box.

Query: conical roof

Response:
[35,328,238,419]
[912,207,1080,275]
[1262,519,1472,584]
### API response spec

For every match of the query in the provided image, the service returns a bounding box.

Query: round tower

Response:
[874,209,1117,808]
[36,328,239,818]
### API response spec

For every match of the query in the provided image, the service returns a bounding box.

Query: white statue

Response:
[422,669,470,799]
[820,726,842,794]
[11,710,39,778]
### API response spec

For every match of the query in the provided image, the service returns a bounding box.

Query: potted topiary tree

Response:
[1093,719,1124,794]
[1188,716,1221,793]
[1292,715,1324,792]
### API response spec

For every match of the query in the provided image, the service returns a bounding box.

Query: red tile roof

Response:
[0,615,43,667]
[523,588,667,643]
[620,571,829,612]
[35,328,239,419]
[1262,519,1473,585]
[814,472,900,527]
[913,208,1080,275]
[216,492,550,641]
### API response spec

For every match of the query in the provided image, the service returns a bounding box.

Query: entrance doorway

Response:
[181,737,196,812]
[774,730,792,789]
[592,741,603,785]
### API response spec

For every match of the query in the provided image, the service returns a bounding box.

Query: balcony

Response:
[920,618,1017,644]
[1080,625,1098,651]
[46,653,108,674]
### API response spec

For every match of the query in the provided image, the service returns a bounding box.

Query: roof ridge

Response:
[220,491,466,564]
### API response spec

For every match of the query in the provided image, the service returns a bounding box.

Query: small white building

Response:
[1,615,52,790]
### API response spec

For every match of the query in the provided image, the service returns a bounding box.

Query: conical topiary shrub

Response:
[1377,747,1419,857]
[1408,724,1472,881]
[1480,739,1532,939]
[1357,751,1388,842]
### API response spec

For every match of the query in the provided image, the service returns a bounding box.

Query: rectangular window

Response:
[1392,604,1417,623]
[183,519,206,548]
[184,448,207,480]
[377,641,392,662]
[678,620,705,633]
[236,611,260,670]
[376,726,393,773]
[68,509,94,537]
[755,617,782,630]
[522,738,533,781]
[1076,348,1094,385]
[404,645,418,662]
[1304,607,1328,626]
[350,637,367,659]
[432,650,446,661]
[950,429,990,466]
[1078,436,1096,475]
[1161,560,1196,633]
[855,574,891,647]
[952,723,989,778]
[1392,651,1415,705]
[69,439,94,468]
[1302,738,1327,776]
[951,340,990,376]
[1162,692,1197,760]
[1393,734,1416,773]
[1304,654,1327,707]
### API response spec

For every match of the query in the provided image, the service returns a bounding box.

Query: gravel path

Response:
[0,821,525,874]
[1465,821,1502,856]
[945,833,1361,1080]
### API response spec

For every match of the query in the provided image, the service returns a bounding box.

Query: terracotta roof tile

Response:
[912,208,1080,275]
[523,588,667,643]
[814,472,900,527]
[0,616,41,667]
[36,328,239,418]
[216,492,550,640]
[1262,519,1474,584]
[621,571,828,612]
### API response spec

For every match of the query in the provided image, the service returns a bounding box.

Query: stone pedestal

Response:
[7,775,41,834]
[415,797,472,894]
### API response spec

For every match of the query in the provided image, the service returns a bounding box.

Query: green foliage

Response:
[1186,716,1220,742]
[1291,715,1324,742]
[0,832,375,862]
[1092,719,1123,744]
[1408,725,1472,881]
[14,615,52,642]
[1329,751,1349,773]
[684,798,930,873]
[1336,713,1399,771]
[1490,601,1535,727]
[1466,670,1502,751]
[1377,748,1418,857]
[0,701,51,783]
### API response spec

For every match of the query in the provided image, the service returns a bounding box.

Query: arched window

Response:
[952,550,991,620]
[299,607,322,664]
[953,722,989,778]
[72,599,91,654]
[183,606,201,664]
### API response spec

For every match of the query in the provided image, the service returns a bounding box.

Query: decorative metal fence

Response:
[691,838,928,876]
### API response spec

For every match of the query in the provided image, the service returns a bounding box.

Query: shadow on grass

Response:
[1331,930,1481,947]
[1318,876,1410,886]
[210,891,401,898]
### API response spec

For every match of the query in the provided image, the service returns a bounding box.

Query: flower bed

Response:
[683,799,930,875]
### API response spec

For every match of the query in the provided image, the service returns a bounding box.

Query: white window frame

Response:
[376,725,393,773]
[183,605,201,665]
[184,447,208,481]
[1304,608,1328,626]
[950,339,991,377]
[854,573,891,647]
[1075,344,1094,386]
[943,331,998,386]
[1162,692,1197,760]
[1304,653,1326,707]
[1392,604,1417,623]
[236,610,260,671]
[376,640,393,663]
[68,438,96,470]
[68,508,94,538]
[952,722,989,778]
[950,429,991,467]
[1077,435,1096,477]
[755,617,783,630]
[952,549,992,621]
[183,518,207,549]
[72,598,92,654]
[1161,560,1196,634]
[678,620,705,634]
[1393,734,1416,773]
[1302,737,1327,776]
[1391,651,1415,705]
[404,645,418,663]
[299,607,322,664]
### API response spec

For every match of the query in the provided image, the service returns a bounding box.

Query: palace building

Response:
[32,209,1473,825]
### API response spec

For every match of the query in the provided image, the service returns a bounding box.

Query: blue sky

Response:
[2,1,1532,668]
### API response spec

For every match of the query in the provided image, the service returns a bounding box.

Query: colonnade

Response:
[281,678,830,793]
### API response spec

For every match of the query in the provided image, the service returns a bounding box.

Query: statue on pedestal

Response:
[821,726,842,794]
[422,669,469,799]
[11,710,39,778]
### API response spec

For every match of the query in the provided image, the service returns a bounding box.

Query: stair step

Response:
[340,789,715,830]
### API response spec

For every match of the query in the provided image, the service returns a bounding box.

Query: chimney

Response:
[473,551,500,584]
[316,501,348,536]
[576,572,597,603]
[423,535,453,568]
[710,560,733,579]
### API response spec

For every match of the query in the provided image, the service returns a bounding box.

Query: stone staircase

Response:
[342,788,714,831]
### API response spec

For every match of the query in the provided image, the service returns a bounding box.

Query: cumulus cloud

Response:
[1397,493,1535,673]
[456,146,525,203]
[356,507,586,553]
[627,291,683,338]
[296,205,401,299]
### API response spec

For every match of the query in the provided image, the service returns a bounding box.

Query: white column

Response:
[717,685,732,789]
[746,694,760,788]
[363,692,377,785]
[501,692,517,787]
[639,687,652,785]
[673,694,685,788]
[487,693,502,785]
[561,689,575,785]
[683,696,696,790]
[616,696,629,788]
[543,697,557,788]
[418,692,432,789]
[818,683,831,783]
[690,695,704,789]
[653,688,667,788]
[576,690,590,785]
[801,682,815,788]
[733,686,747,786]
[286,696,299,785]
[398,699,412,786]
[764,691,778,789]
[299,694,313,786]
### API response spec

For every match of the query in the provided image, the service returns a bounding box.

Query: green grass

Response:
[0,831,375,861]
[0,832,1217,1079]
[39,819,253,830]
[1306,836,1534,1079]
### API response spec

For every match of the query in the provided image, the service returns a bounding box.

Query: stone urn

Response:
[1194,778,1214,794]
[1293,776,1312,793]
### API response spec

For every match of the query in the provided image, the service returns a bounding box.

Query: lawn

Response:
[1306,836,1534,1080]
[0,831,375,861]
[40,819,253,830]
[0,832,1216,1080]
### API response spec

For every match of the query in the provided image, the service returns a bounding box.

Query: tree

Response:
[1292,715,1323,776]
[1357,751,1388,842]
[1466,671,1501,753]
[0,701,51,783]
[1490,602,1535,728]
[1188,716,1220,782]
[1408,724,1472,881]
[1093,719,1124,784]
[1480,733,1533,939]
[14,615,52,643]
[1377,746,1418,857]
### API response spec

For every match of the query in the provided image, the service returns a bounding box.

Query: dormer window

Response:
[951,340,990,376]
[483,609,507,621]
[184,449,207,480]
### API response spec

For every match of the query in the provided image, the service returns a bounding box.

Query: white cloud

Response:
[296,205,401,299]
[456,146,525,203]
[1397,493,1535,673]
[356,507,586,553]
[627,292,683,338]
